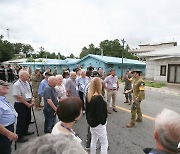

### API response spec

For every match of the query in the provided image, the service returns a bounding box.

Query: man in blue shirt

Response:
[38,72,52,97]
[77,69,89,113]
[0,80,18,154]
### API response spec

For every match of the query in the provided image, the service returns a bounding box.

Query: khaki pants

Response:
[107,90,117,110]
[131,101,142,124]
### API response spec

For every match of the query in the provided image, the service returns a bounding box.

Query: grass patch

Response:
[145,81,165,88]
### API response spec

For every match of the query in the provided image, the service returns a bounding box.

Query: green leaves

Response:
[79,39,138,59]
[0,38,14,62]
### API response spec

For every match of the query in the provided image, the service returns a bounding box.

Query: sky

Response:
[1,0,180,56]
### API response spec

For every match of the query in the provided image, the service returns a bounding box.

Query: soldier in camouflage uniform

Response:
[126,69,145,128]
[123,70,133,105]
[31,69,43,110]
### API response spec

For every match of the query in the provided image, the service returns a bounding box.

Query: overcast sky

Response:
[1,0,180,56]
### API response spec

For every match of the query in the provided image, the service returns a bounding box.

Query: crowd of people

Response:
[0,64,23,82]
[0,65,180,154]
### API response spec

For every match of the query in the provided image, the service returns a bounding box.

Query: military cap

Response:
[45,72,53,76]
[131,69,142,74]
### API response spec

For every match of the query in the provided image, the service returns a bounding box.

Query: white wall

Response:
[145,58,180,82]
[145,60,154,80]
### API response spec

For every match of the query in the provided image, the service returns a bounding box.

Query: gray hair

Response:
[155,108,180,153]
[56,75,63,80]
[48,76,56,82]
[80,69,86,75]
[17,134,87,154]
[19,70,29,77]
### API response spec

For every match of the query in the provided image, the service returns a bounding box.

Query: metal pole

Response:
[34,59,35,71]
[32,107,39,136]
[7,28,9,40]
[15,141,17,150]
[121,38,126,79]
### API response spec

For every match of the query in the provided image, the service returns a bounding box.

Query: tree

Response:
[68,54,75,58]
[79,39,138,60]
[80,47,89,58]
[79,44,101,58]
[58,52,66,60]
[0,36,14,62]
[13,43,34,57]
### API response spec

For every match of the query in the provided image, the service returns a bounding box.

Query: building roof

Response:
[129,41,177,54]
[138,41,177,46]
[78,54,146,65]
[2,58,27,64]
[149,55,180,60]
[139,45,180,58]
[20,58,79,66]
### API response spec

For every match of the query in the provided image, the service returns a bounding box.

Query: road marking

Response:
[115,105,155,121]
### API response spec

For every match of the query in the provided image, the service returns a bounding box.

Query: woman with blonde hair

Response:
[86,77,108,154]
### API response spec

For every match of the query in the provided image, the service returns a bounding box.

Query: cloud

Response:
[1,0,180,56]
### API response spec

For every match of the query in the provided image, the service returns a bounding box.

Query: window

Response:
[160,65,166,76]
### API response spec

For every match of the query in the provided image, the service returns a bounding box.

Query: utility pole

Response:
[121,38,126,79]
[7,28,10,40]
[101,48,103,57]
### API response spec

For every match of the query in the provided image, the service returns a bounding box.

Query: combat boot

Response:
[135,118,142,122]
[126,122,135,128]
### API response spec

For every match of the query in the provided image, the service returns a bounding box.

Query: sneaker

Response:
[112,108,117,112]
[124,100,128,103]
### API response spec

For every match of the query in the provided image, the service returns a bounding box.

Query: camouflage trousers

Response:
[131,101,142,124]
[34,92,41,108]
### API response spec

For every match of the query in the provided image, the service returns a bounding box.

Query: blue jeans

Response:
[43,109,56,133]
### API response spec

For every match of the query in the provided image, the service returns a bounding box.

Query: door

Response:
[168,64,180,83]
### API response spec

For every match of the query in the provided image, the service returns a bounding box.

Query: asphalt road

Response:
[6,83,180,154]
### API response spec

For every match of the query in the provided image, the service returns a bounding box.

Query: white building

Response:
[139,46,180,84]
